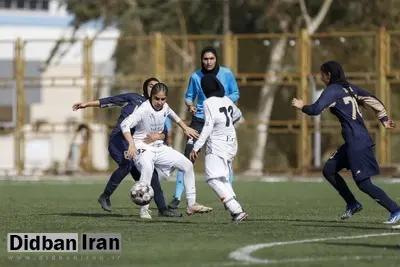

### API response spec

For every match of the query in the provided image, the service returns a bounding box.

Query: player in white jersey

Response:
[121,83,213,216]
[190,73,248,224]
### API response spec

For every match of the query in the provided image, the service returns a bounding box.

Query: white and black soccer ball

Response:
[130,182,154,206]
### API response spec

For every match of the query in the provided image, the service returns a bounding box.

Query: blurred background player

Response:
[72,78,182,219]
[291,60,400,224]
[190,74,247,224]
[121,83,213,216]
[165,117,173,146]
[168,46,240,209]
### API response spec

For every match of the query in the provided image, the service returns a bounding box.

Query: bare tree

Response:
[245,0,333,176]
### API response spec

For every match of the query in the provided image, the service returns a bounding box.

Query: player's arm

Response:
[193,102,213,151]
[167,106,199,140]
[232,103,243,124]
[354,87,390,125]
[293,86,336,116]
[190,102,214,161]
[184,75,198,113]
[226,70,240,103]
[72,93,137,110]
[120,109,143,159]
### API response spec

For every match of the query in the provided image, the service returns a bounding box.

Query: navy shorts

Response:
[108,133,131,166]
[327,144,380,181]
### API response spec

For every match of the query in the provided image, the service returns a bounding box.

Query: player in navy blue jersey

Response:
[291,61,400,224]
[72,78,182,219]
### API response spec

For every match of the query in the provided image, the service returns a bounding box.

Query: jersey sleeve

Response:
[120,107,143,134]
[99,93,140,108]
[354,86,389,123]
[226,70,240,103]
[302,86,336,116]
[193,101,214,152]
[184,75,198,103]
[167,106,182,124]
[232,103,242,124]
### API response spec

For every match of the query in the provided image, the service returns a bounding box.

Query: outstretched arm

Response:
[168,107,199,140]
[72,93,140,111]
[193,102,213,152]
[292,86,336,116]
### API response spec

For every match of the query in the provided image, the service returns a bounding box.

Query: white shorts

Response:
[134,143,183,178]
[205,153,232,182]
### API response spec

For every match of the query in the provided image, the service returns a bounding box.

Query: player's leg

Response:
[157,145,212,215]
[205,154,247,223]
[130,166,182,218]
[322,145,361,219]
[350,146,400,224]
[168,117,205,209]
[98,136,133,212]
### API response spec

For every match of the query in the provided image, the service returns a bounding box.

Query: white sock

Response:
[207,178,242,214]
[140,204,150,211]
[174,156,196,207]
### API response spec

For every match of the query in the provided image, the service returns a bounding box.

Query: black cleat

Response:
[98,194,111,212]
[159,208,183,217]
[167,197,180,210]
[341,202,363,220]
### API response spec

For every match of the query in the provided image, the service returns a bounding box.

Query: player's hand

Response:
[144,133,161,144]
[383,119,395,129]
[125,143,137,160]
[291,98,304,110]
[188,105,197,114]
[189,150,198,162]
[184,127,199,139]
[72,102,87,111]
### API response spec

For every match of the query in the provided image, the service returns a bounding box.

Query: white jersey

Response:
[193,96,242,161]
[120,100,180,146]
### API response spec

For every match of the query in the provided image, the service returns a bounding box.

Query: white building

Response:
[0,0,119,175]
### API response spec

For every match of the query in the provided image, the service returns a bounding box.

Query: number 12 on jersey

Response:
[219,106,234,127]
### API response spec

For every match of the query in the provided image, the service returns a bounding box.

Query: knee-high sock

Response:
[174,157,196,207]
[357,178,400,213]
[207,178,242,214]
[323,163,357,206]
[173,171,185,201]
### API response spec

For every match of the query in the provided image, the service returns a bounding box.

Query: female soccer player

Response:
[189,73,247,224]
[291,60,400,224]
[121,83,213,216]
[72,78,181,219]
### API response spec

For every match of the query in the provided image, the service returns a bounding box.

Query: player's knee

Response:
[356,178,372,192]
[322,161,336,178]
[118,164,131,176]
[180,157,194,174]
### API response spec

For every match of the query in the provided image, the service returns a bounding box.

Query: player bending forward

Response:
[121,83,213,216]
[190,74,248,224]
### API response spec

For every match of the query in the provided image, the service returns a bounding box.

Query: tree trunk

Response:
[245,36,287,175]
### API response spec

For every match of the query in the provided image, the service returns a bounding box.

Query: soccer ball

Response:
[130,182,154,206]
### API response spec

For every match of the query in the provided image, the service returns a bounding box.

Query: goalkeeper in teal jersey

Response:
[168,46,240,210]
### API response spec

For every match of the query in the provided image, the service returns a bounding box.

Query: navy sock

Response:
[103,164,131,197]
[323,166,357,206]
[357,178,400,213]
[150,171,167,212]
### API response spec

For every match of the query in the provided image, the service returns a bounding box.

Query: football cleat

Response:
[383,210,400,224]
[98,194,111,212]
[341,202,363,220]
[186,203,213,216]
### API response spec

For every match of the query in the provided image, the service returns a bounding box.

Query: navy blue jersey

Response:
[302,83,388,150]
[99,93,168,138]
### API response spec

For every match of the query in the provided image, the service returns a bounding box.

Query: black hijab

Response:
[142,77,159,99]
[320,60,349,88]
[200,46,220,75]
[321,60,363,105]
[201,73,225,98]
